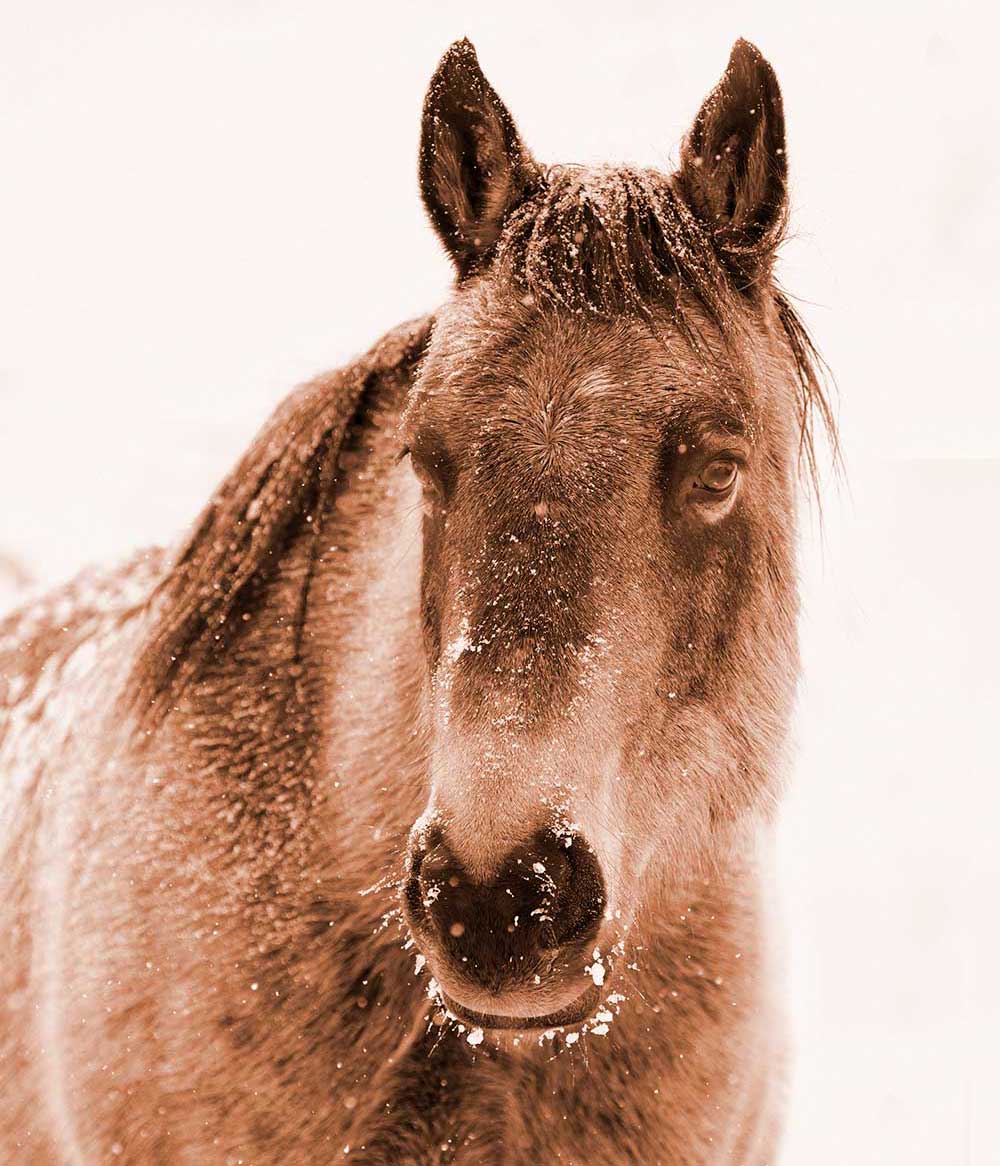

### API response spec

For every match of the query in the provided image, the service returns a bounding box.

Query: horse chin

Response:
[441,982,602,1032]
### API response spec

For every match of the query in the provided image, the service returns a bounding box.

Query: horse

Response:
[0,37,834,1165]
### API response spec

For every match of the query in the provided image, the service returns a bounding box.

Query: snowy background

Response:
[2,2,997,1161]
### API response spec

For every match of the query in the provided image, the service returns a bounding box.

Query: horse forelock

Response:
[498,164,731,321]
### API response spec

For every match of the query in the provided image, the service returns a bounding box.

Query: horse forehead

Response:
[467,311,732,427]
[499,364,628,428]
[419,301,755,450]
[475,369,643,486]
[476,325,658,425]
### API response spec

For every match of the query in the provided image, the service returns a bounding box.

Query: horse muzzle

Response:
[402,823,608,1029]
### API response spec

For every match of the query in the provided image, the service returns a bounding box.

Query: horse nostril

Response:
[413,840,467,926]
[549,835,606,946]
[418,842,461,891]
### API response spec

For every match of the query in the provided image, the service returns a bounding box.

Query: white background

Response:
[2,2,997,1161]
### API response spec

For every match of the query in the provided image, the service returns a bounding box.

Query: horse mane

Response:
[496,164,838,486]
[129,316,432,722]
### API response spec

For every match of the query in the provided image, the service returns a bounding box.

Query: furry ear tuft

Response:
[419,39,538,277]
[677,39,788,284]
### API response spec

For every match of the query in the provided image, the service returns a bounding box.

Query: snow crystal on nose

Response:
[585,949,607,987]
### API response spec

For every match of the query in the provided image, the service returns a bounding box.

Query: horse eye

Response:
[408,443,455,499]
[409,454,437,491]
[694,458,738,494]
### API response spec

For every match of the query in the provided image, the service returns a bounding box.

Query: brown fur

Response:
[0,38,833,1164]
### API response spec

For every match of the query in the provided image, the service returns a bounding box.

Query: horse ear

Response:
[677,40,788,281]
[420,39,538,277]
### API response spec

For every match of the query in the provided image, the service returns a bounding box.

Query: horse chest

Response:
[335,1019,743,1166]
